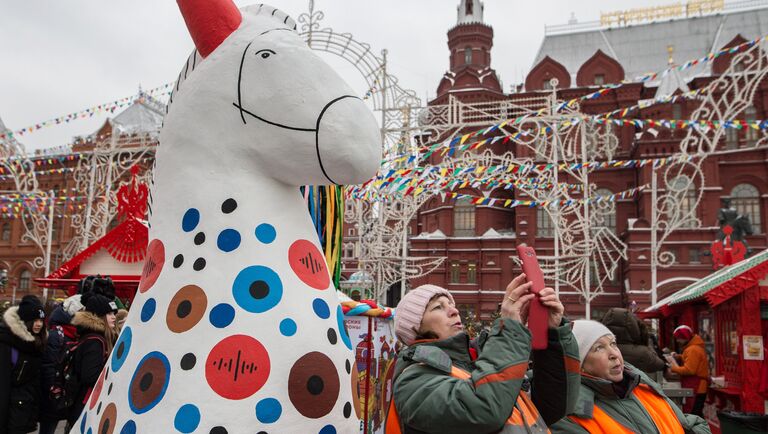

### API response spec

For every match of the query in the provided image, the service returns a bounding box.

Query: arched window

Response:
[466,1,473,15]
[464,47,472,65]
[594,188,616,233]
[731,183,761,233]
[19,270,31,291]
[536,208,554,237]
[669,176,697,228]
[745,106,758,146]
[1,223,10,241]
[453,197,475,236]
[342,243,355,259]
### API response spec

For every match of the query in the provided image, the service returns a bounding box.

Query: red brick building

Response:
[407,0,768,321]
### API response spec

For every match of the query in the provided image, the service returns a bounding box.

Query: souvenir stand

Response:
[642,248,768,433]
[35,168,148,305]
[341,295,397,434]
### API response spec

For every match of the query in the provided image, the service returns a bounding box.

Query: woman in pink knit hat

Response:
[386,274,581,434]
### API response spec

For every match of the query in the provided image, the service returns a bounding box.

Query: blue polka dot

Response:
[337,305,352,350]
[174,404,200,433]
[119,420,137,434]
[86,428,92,434]
[80,413,87,434]
[111,326,132,372]
[279,318,297,336]
[128,352,171,414]
[312,298,330,319]
[209,303,235,328]
[255,223,276,244]
[232,265,283,313]
[140,298,156,322]
[217,229,241,252]
[319,425,337,434]
[255,398,282,424]
[182,208,200,232]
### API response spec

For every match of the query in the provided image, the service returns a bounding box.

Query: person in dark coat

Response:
[38,295,83,434]
[600,307,666,373]
[0,295,47,434]
[66,293,118,427]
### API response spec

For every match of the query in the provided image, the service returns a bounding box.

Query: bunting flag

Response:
[552,34,767,113]
[348,183,646,210]
[0,166,77,180]
[0,83,173,141]
[348,154,692,202]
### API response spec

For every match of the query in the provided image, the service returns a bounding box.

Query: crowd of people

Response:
[0,276,125,434]
[1,272,713,434]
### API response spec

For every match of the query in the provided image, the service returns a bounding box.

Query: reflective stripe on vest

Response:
[385,364,550,434]
[569,384,685,434]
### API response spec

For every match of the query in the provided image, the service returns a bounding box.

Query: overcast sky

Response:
[0,0,665,151]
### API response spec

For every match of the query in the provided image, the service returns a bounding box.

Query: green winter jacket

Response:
[392,318,581,434]
[550,365,711,434]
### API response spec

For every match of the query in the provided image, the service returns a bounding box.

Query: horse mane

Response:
[166,4,298,115]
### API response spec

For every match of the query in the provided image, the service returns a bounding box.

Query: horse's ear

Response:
[177,0,242,58]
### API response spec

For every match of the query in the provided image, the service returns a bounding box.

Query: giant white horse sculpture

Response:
[71,1,380,433]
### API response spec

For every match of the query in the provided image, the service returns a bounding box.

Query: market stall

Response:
[35,168,148,304]
[642,248,768,433]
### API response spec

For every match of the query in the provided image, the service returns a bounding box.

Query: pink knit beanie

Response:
[395,284,455,346]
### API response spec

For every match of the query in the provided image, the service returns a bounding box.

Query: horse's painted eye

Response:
[261,52,271,59]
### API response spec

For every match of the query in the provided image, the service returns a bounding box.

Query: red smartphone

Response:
[516,244,548,350]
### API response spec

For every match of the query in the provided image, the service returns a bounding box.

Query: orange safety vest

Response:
[386,365,550,434]
[568,384,685,434]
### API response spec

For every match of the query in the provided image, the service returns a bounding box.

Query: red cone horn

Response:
[177,0,242,58]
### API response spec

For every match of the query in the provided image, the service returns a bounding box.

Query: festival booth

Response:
[642,248,768,432]
[35,168,148,304]
[341,296,397,434]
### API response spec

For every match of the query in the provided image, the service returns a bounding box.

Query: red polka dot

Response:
[89,368,106,410]
[139,239,165,293]
[205,335,270,400]
[288,239,330,290]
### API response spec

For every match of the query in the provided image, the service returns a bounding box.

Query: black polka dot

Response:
[101,419,109,434]
[345,359,351,374]
[307,375,324,395]
[209,427,228,434]
[108,383,113,396]
[327,328,337,345]
[180,353,196,370]
[177,300,192,318]
[193,258,206,271]
[104,368,109,380]
[249,280,269,299]
[221,198,237,214]
[173,254,184,268]
[97,401,102,415]
[343,402,352,418]
[194,232,206,245]
[139,373,153,392]
[257,432,267,434]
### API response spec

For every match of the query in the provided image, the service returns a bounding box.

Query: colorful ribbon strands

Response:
[0,83,173,141]
[341,299,395,319]
[303,185,345,288]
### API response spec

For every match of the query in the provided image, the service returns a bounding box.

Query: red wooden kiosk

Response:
[35,168,149,304]
[642,248,768,432]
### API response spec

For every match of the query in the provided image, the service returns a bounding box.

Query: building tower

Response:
[434,0,502,102]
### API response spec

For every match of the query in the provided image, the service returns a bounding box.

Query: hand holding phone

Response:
[516,244,549,350]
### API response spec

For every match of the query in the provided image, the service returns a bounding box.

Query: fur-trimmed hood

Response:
[2,306,35,342]
[71,311,106,333]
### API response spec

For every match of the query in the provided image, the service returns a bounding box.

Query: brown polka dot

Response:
[288,352,340,419]
[129,356,169,412]
[98,402,117,434]
[166,285,208,333]
[351,362,362,419]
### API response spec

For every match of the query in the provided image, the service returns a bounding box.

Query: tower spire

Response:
[457,0,484,24]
